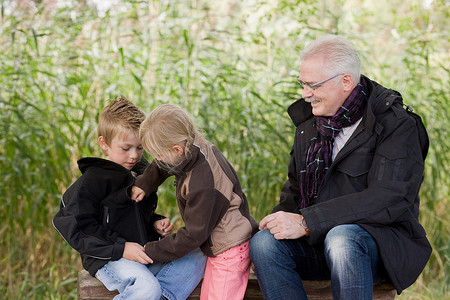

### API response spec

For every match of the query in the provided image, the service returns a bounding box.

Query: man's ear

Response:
[172,144,184,155]
[342,74,355,92]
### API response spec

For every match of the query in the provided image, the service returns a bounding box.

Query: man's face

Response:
[299,56,348,117]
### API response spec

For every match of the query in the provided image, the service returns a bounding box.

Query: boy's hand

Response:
[154,218,174,237]
[123,242,153,264]
[131,186,146,202]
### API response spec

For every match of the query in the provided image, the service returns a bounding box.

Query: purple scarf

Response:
[299,79,367,208]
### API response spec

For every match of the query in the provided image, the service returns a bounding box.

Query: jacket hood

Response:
[77,157,127,174]
[77,156,149,174]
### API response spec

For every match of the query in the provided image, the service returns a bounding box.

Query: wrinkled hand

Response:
[154,218,174,237]
[131,186,146,202]
[123,242,153,264]
[259,211,305,240]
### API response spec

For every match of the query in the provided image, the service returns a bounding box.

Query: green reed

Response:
[0,0,448,299]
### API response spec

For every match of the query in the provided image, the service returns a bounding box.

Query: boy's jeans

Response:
[96,248,206,300]
[249,225,386,300]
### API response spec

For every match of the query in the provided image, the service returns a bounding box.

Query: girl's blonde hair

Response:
[140,104,200,162]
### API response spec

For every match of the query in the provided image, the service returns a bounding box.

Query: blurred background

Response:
[0,0,448,298]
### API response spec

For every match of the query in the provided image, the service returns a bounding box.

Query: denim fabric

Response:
[325,225,385,299]
[95,248,206,300]
[249,225,385,300]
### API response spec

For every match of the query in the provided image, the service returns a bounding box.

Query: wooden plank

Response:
[187,272,263,300]
[78,269,396,300]
[77,270,118,300]
[301,280,396,300]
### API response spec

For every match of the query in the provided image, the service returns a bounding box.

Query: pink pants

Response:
[200,240,251,300]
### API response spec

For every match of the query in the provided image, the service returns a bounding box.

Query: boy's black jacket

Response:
[53,157,163,275]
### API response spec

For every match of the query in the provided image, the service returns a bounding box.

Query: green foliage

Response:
[0,0,448,299]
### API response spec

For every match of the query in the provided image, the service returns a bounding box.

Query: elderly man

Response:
[249,35,431,299]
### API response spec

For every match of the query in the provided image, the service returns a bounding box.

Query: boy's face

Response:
[99,129,143,170]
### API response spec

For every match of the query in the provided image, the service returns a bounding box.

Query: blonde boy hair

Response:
[140,104,200,161]
[97,95,146,149]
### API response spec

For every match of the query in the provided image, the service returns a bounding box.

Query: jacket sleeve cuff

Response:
[143,242,154,261]
[152,213,166,221]
[111,237,126,261]
[299,208,322,244]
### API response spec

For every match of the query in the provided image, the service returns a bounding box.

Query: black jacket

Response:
[273,75,431,294]
[53,157,163,275]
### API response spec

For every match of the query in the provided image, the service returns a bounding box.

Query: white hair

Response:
[300,35,361,82]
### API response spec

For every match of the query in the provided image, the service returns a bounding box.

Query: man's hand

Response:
[259,211,306,240]
[131,186,146,202]
[154,218,174,237]
[123,242,153,264]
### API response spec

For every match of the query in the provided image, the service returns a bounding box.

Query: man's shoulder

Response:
[368,86,417,126]
[366,83,429,159]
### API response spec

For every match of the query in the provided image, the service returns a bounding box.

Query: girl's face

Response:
[155,145,184,166]
[99,129,143,170]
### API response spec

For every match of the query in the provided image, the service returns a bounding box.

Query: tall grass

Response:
[0,0,448,299]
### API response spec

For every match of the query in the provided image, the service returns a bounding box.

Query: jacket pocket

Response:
[376,141,407,160]
[333,152,373,193]
[374,142,408,181]
[336,152,372,177]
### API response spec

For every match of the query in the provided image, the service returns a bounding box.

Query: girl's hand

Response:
[131,186,146,202]
[123,242,153,264]
[154,218,174,236]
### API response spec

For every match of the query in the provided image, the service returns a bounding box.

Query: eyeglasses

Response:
[297,74,344,91]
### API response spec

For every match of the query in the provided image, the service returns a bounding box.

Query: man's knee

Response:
[324,225,373,262]
[249,230,277,260]
[325,224,352,244]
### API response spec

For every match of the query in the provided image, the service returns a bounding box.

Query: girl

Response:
[132,104,258,300]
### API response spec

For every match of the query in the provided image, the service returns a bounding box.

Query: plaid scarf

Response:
[299,79,367,208]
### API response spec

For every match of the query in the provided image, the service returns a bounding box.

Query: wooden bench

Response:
[78,269,396,299]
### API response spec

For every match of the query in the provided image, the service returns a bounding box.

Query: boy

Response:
[53,96,206,300]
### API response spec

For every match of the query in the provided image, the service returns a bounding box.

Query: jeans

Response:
[249,225,386,300]
[95,248,206,300]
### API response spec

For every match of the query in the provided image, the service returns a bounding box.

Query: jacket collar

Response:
[77,156,148,175]
[78,157,129,174]
[167,137,204,177]
[287,98,313,127]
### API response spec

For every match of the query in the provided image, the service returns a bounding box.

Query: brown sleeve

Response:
[134,160,170,195]
[144,187,229,262]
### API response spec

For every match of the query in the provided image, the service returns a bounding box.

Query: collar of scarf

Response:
[299,78,367,209]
